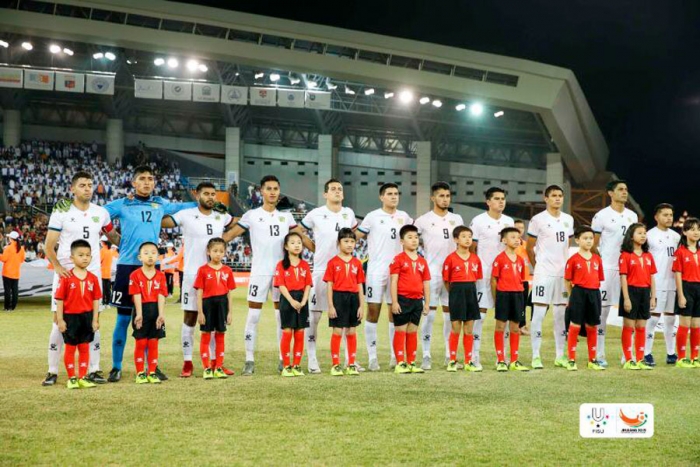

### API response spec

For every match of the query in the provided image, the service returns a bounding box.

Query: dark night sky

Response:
[180,0,700,216]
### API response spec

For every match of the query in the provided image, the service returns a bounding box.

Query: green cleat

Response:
[281,366,295,378]
[394,362,411,374]
[509,361,530,372]
[409,363,425,374]
[692,359,700,368]
[637,361,654,371]
[566,360,578,371]
[676,358,695,368]
[213,368,228,379]
[203,368,214,380]
[66,377,79,389]
[554,356,568,368]
[496,361,508,372]
[135,372,149,384]
[344,365,360,376]
[446,360,458,372]
[587,360,606,371]
[292,365,305,377]
[78,377,96,389]
[147,373,161,384]
[464,361,483,372]
[531,357,544,370]
[330,364,345,376]
[622,360,640,371]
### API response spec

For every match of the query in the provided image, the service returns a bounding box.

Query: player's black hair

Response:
[71,171,93,185]
[260,175,280,188]
[281,232,303,269]
[680,217,700,248]
[621,223,649,253]
[399,224,418,239]
[431,181,451,195]
[133,165,154,178]
[514,219,525,226]
[544,184,564,197]
[452,225,473,239]
[484,187,507,200]
[70,239,91,253]
[574,225,594,239]
[206,237,226,251]
[379,182,399,196]
[654,203,674,216]
[499,226,520,240]
[196,182,216,192]
[324,178,342,193]
[337,227,356,243]
[606,179,627,193]
[138,241,158,253]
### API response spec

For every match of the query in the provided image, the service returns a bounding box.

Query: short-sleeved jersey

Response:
[672,245,700,283]
[442,251,483,283]
[469,212,515,272]
[619,251,657,288]
[647,227,681,290]
[237,207,297,276]
[491,251,526,292]
[565,253,605,289]
[389,252,431,299]
[105,196,196,266]
[591,206,639,270]
[358,208,413,277]
[414,210,464,274]
[170,208,233,276]
[54,270,102,314]
[301,206,357,272]
[128,268,168,303]
[48,203,112,271]
[323,256,366,292]
[193,264,236,299]
[273,260,313,292]
[527,210,575,277]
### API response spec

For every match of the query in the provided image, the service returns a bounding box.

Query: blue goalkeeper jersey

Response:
[105,196,196,266]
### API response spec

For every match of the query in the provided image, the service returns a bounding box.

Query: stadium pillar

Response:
[317,134,337,205]
[106,119,124,164]
[225,127,243,187]
[416,141,432,215]
[2,110,21,148]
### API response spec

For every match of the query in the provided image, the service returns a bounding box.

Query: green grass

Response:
[1,291,699,466]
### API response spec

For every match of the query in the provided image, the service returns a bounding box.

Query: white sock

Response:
[244,308,262,362]
[443,312,451,359]
[365,321,378,361]
[181,323,194,362]
[645,315,660,355]
[306,311,322,364]
[472,312,486,365]
[275,308,283,360]
[389,322,396,360]
[421,309,436,358]
[89,330,101,373]
[530,305,547,359]
[48,322,64,374]
[553,305,567,359]
[210,332,216,361]
[664,314,677,355]
[597,306,611,359]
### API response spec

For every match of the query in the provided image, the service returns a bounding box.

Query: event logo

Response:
[287,93,295,102]
[227,88,242,100]
[580,403,653,438]
[619,409,648,429]
[202,86,212,96]
[172,85,184,96]
[259,89,268,98]
[309,93,316,101]
[91,77,110,93]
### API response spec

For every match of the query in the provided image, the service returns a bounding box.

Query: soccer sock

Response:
[89,330,100,373]
[635,327,646,362]
[421,309,436,358]
[330,333,342,366]
[293,329,305,366]
[306,311,322,364]
[494,330,505,362]
[48,322,64,374]
[530,305,547,359]
[200,332,212,369]
[690,327,700,361]
[214,332,226,368]
[346,333,357,365]
[621,326,634,362]
[112,312,131,370]
[64,344,77,378]
[134,338,147,373]
[509,330,520,363]
[463,333,474,363]
[586,326,597,362]
[472,312,486,364]
[553,305,567,359]
[389,322,396,360]
[568,324,581,361]
[77,342,90,378]
[677,325,689,359]
[644,315,660,356]
[443,312,452,359]
[244,308,262,362]
[597,306,611,359]
[280,330,293,367]
[406,332,418,364]
[449,332,460,361]
[365,321,378,361]
[181,323,195,362]
[393,330,407,364]
[147,339,159,374]
[209,332,216,363]
[275,308,283,360]
[664,315,677,355]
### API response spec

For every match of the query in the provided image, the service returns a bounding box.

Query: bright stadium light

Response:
[469,102,484,116]
[344,85,355,95]
[364,88,375,96]
[326,81,337,90]
[167,57,178,68]
[49,44,61,54]
[494,110,504,118]
[0,40,8,48]
[455,103,466,111]
[289,75,301,85]
[105,52,116,61]
[63,48,74,56]
[384,91,394,99]
[94,52,105,59]
[419,96,430,105]
[269,73,280,82]
[153,57,164,66]
[307,81,318,89]
[254,72,264,79]
[432,99,443,108]
[198,64,208,72]
[399,90,413,103]
[186,59,199,71]
[21,42,33,50]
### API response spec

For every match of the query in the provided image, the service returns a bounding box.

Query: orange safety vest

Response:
[161,249,177,273]
[0,242,26,279]
[100,244,114,279]
[515,243,532,282]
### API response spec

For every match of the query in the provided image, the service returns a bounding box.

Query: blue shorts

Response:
[111,264,160,314]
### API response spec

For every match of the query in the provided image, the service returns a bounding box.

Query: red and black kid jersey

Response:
[619,251,657,288]
[565,253,605,289]
[389,252,431,299]
[442,251,483,283]
[54,270,102,314]
[491,251,526,292]
[128,268,168,303]
[672,245,700,283]
[273,260,312,292]
[194,264,237,299]
[323,256,366,293]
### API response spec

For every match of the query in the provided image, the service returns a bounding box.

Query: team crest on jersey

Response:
[342,213,348,220]
[153,282,160,289]
[417,263,425,273]
[279,216,285,222]
[87,282,94,292]
[92,216,100,223]
[300,269,307,277]
[351,265,358,275]
[472,264,479,272]
[593,262,599,270]
[221,273,229,281]
[449,220,456,226]
[396,218,404,225]
[564,222,570,227]
[215,215,221,221]
[151,203,158,209]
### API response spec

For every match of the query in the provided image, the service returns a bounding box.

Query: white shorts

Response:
[247,275,280,304]
[531,276,568,305]
[51,267,103,312]
[366,274,392,305]
[181,274,197,312]
[309,270,328,312]
[429,274,449,308]
[476,277,494,310]
[655,289,676,314]
[600,269,620,307]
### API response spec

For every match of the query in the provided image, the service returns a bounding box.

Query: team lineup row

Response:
[42,169,697,388]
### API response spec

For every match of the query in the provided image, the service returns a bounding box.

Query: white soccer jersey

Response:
[591,206,638,270]
[647,226,680,291]
[238,207,297,276]
[301,205,357,272]
[358,208,413,277]
[171,207,233,276]
[47,203,111,271]
[469,212,514,271]
[527,210,575,277]
[414,210,464,274]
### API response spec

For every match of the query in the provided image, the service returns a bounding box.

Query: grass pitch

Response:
[1,291,699,466]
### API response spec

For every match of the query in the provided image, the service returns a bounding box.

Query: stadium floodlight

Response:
[344,85,355,95]
[289,75,301,85]
[198,64,208,72]
[269,73,280,82]
[21,42,33,50]
[63,48,74,56]
[326,82,338,90]
[398,90,413,103]
[254,72,264,79]
[0,40,8,48]
[469,102,484,116]
[494,110,504,118]
[307,81,318,89]
[94,52,105,59]
[186,59,199,71]
[105,52,116,61]
[167,57,178,68]
[432,99,443,108]
[419,96,430,105]
[364,88,375,96]
[384,91,394,99]
[49,44,61,54]
[153,57,164,66]
[455,103,466,111]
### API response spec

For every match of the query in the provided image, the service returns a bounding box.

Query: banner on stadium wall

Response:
[86,74,115,95]
[55,71,85,93]
[233,272,250,288]
[24,70,54,90]
[220,85,247,105]
[193,82,220,102]
[305,91,331,110]
[134,79,163,99]
[278,89,305,108]
[0,67,23,88]
[250,87,276,107]
[0,261,54,298]
[163,81,192,101]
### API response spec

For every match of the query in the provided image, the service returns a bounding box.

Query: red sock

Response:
[690,327,700,361]
[586,326,597,362]
[147,339,159,374]
[346,333,357,365]
[494,330,505,362]
[621,326,634,362]
[331,333,342,366]
[77,343,90,378]
[280,330,292,367]
[568,324,580,361]
[449,332,460,361]
[635,327,646,362]
[293,330,305,366]
[134,338,147,374]
[214,332,225,368]
[509,330,520,363]
[463,334,474,363]
[677,325,689,359]
[406,332,418,364]
[200,332,211,369]
[393,330,407,363]
[64,344,77,378]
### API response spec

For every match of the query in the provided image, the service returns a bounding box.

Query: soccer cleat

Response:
[180,361,194,378]
[214,368,228,379]
[531,357,544,370]
[554,356,568,368]
[666,353,678,365]
[446,360,458,372]
[281,366,295,378]
[587,360,606,371]
[87,371,107,384]
[242,361,255,376]
[344,365,360,376]
[135,372,149,384]
[148,373,162,384]
[643,354,656,367]
[421,356,432,371]
[409,363,425,374]
[154,366,168,381]
[203,368,214,380]
[66,377,79,389]
[394,362,411,374]
[693,359,700,368]
[368,359,380,372]
[78,377,97,389]
[444,356,451,367]
[622,360,640,371]
[308,359,321,374]
[292,365,305,377]
[597,357,609,368]
[509,361,530,372]
[566,360,578,371]
[107,368,122,383]
[637,361,654,371]
[465,361,483,372]
[496,361,508,372]
[330,365,344,376]
[390,356,397,370]
[278,360,284,374]
[221,367,235,376]
[347,361,365,372]
[676,358,694,368]
[42,373,58,387]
